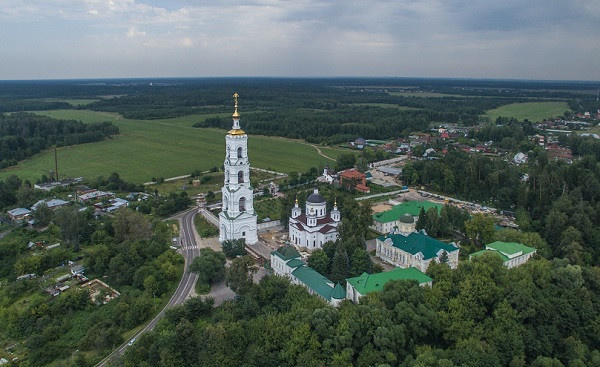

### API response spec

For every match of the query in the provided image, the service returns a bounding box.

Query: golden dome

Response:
[228,128,246,135]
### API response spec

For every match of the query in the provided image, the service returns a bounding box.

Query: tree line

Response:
[0,112,118,169]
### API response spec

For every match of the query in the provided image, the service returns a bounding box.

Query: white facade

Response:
[219,94,258,244]
[289,188,340,252]
[376,233,460,272]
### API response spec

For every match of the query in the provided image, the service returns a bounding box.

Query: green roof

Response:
[346,267,432,295]
[286,258,305,268]
[373,201,442,223]
[272,246,301,261]
[487,241,536,256]
[331,283,346,299]
[470,241,536,262]
[291,266,338,301]
[378,231,458,260]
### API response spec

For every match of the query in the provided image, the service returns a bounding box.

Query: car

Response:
[128,337,136,346]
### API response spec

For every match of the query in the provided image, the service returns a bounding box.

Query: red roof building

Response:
[339,169,370,193]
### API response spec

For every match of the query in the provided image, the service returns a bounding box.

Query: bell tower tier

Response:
[218,93,258,245]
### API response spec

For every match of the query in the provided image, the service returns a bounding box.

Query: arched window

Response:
[239,197,246,212]
[238,171,244,183]
[225,171,229,182]
[237,146,243,158]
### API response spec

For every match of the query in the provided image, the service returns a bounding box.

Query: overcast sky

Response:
[1,0,599,80]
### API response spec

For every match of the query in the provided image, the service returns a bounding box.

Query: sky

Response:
[0,0,599,80]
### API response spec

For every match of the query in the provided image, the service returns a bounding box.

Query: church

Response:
[218,93,258,244]
[289,188,340,252]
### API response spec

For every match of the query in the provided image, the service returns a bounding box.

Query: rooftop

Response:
[470,241,536,262]
[292,265,342,301]
[346,267,432,295]
[373,200,442,223]
[272,245,301,261]
[379,230,458,260]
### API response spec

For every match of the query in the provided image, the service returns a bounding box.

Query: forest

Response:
[122,255,600,367]
[0,113,119,169]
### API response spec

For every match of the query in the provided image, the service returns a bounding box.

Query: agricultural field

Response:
[482,101,570,122]
[42,99,100,106]
[0,110,348,184]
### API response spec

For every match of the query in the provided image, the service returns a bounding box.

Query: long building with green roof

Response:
[270,246,345,306]
[372,200,442,233]
[346,267,432,303]
[470,241,536,268]
[376,230,459,272]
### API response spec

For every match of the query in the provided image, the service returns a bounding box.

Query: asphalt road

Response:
[95,208,200,366]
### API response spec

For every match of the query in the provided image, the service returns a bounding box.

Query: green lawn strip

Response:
[388,92,461,97]
[194,215,218,238]
[254,197,283,222]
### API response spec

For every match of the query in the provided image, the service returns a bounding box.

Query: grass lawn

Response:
[388,92,460,98]
[0,110,349,183]
[194,215,219,238]
[482,101,570,122]
[254,197,283,222]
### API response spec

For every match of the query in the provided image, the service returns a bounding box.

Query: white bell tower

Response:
[218,93,258,244]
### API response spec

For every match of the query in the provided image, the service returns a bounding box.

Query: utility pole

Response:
[54,146,59,181]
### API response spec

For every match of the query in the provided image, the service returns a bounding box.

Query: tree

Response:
[31,202,53,226]
[54,206,91,251]
[465,213,495,246]
[349,248,372,277]
[222,238,247,258]
[226,255,257,295]
[416,207,427,231]
[190,248,226,286]
[113,207,152,242]
[330,242,349,284]
[307,249,330,276]
[335,153,356,171]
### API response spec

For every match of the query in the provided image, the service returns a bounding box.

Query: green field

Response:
[482,101,570,122]
[42,99,100,106]
[388,92,460,98]
[0,110,348,183]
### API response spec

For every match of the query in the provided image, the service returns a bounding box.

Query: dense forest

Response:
[0,113,119,169]
[122,255,600,367]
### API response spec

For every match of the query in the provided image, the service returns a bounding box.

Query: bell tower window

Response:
[237,147,243,158]
[239,197,246,212]
[238,171,244,183]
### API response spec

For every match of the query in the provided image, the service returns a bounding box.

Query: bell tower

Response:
[218,93,258,244]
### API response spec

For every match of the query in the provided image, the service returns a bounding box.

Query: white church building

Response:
[289,188,340,252]
[219,93,258,244]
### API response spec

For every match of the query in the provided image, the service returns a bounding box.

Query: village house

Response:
[339,168,370,193]
[470,241,536,268]
[31,198,69,211]
[7,207,31,222]
[376,230,460,272]
[346,267,432,303]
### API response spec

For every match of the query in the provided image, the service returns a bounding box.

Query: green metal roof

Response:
[272,246,301,261]
[346,267,432,295]
[373,201,442,223]
[470,241,536,262]
[378,231,458,260]
[286,258,305,268]
[331,283,346,299]
[291,266,337,301]
[486,241,536,256]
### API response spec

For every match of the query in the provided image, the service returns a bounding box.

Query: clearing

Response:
[482,101,570,122]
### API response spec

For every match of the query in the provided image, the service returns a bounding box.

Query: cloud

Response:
[0,0,598,79]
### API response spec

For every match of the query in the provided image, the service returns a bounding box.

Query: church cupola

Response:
[331,198,341,222]
[291,196,301,219]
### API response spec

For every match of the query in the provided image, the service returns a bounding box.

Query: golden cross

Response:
[233,92,239,108]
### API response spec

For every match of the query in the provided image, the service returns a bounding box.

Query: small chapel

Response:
[289,188,340,252]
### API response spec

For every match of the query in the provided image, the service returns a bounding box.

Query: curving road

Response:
[95,208,200,366]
